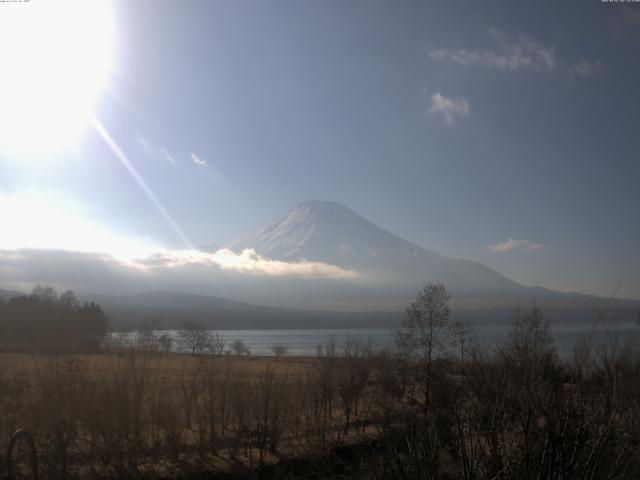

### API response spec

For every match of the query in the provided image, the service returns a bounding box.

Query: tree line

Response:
[0,285,107,352]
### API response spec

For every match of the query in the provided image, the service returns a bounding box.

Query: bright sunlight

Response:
[0,0,113,155]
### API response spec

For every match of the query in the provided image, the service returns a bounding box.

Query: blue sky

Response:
[0,0,639,299]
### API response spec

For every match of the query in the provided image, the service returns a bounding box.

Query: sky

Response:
[0,0,639,300]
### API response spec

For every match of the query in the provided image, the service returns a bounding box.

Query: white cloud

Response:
[138,248,359,279]
[135,135,213,169]
[489,238,544,252]
[430,31,605,79]
[571,59,604,77]
[0,191,358,287]
[430,32,557,72]
[191,152,207,166]
[0,247,360,299]
[428,92,470,125]
[0,246,363,309]
[137,135,177,163]
[159,147,176,163]
[137,136,150,153]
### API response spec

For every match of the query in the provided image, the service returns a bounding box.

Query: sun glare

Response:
[0,192,158,261]
[0,0,113,155]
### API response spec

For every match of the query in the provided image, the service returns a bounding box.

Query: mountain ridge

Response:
[220,200,522,294]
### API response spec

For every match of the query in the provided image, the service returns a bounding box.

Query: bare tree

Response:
[135,321,161,352]
[337,339,372,434]
[499,305,558,385]
[314,337,338,442]
[178,321,212,355]
[158,334,173,355]
[230,339,250,356]
[396,282,456,413]
[193,356,233,456]
[31,284,58,303]
[59,290,77,308]
[209,332,225,355]
[270,344,288,359]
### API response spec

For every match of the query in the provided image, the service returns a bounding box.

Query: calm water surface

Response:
[117,322,640,357]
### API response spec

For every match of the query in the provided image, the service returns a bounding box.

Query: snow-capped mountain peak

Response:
[222,201,520,293]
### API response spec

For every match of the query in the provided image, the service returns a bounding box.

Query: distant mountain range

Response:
[208,201,638,310]
[0,289,23,302]
[1,287,635,331]
[220,200,519,293]
[1,201,637,329]
[76,291,402,330]
[0,287,401,330]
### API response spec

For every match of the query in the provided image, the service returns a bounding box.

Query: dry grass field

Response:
[1,300,640,479]
[0,347,385,479]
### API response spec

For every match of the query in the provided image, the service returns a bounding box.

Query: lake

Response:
[114,321,640,357]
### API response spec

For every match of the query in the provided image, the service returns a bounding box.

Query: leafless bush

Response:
[337,338,372,434]
[230,338,250,356]
[270,344,288,359]
[178,321,216,355]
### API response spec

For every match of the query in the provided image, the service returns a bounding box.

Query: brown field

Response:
[1,310,640,479]
[0,348,385,479]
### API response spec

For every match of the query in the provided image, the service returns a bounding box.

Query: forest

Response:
[0,285,108,353]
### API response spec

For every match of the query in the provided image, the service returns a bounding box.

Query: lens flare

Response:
[0,0,114,155]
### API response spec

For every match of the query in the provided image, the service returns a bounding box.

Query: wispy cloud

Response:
[191,152,207,166]
[137,136,150,153]
[430,31,601,76]
[428,92,470,125]
[139,248,359,279]
[608,7,640,44]
[571,59,604,77]
[137,135,176,163]
[159,147,176,163]
[489,238,544,253]
[137,135,208,167]
[621,6,640,30]
[430,32,556,72]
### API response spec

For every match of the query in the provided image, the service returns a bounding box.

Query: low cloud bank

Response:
[139,248,359,279]
[0,190,359,294]
[0,246,360,296]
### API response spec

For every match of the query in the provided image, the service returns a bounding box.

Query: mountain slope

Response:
[0,289,24,302]
[222,201,520,293]
[84,290,402,330]
[84,289,640,331]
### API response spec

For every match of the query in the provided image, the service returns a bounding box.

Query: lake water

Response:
[116,321,640,357]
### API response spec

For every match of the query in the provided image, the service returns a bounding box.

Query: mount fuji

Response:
[63,201,636,329]
[203,201,636,313]
[222,200,519,293]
